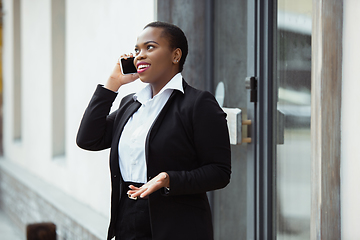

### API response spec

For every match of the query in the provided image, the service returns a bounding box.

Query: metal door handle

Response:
[242,119,252,143]
[277,109,285,145]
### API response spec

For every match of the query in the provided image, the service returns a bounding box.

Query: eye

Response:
[147,45,155,50]
[134,48,140,55]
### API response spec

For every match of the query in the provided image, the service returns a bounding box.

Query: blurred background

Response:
[1,0,359,240]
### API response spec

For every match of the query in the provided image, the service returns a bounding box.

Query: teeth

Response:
[138,64,150,70]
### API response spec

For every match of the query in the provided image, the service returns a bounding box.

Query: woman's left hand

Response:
[127,172,170,199]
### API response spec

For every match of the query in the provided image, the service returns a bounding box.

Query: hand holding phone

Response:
[105,56,138,92]
[119,56,137,75]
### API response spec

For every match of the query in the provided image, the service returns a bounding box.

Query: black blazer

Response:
[76,80,231,240]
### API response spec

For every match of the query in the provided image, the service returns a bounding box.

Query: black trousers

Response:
[115,182,152,240]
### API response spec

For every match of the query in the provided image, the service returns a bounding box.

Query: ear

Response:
[172,48,182,64]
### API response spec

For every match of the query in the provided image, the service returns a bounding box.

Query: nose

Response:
[134,53,145,68]
[135,50,146,62]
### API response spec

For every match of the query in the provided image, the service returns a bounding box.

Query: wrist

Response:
[162,172,170,188]
[105,78,122,92]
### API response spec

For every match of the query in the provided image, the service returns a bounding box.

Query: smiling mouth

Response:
[137,64,151,73]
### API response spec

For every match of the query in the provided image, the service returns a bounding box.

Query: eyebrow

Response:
[135,40,160,48]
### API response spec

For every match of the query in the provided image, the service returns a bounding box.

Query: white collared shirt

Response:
[118,73,184,183]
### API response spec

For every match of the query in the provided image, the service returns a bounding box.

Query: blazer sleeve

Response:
[165,91,231,195]
[76,84,118,151]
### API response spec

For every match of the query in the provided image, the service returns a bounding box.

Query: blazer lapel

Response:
[144,89,181,164]
[114,100,141,143]
[146,79,188,144]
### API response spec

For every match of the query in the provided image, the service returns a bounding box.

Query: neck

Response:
[151,71,179,97]
[151,80,170,97]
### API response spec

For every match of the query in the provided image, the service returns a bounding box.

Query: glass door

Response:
[275,1,312,239]
[211,0,257,239]
[157,1,312,239]
[250,1,312,239]
[211,1,312,239]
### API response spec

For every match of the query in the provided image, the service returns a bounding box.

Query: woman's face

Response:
[134,27,178,87]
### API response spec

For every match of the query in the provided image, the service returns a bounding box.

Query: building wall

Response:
[2,0,154,227]
[341,0,360,239]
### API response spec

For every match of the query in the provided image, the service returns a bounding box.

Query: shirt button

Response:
[114,175,117,178]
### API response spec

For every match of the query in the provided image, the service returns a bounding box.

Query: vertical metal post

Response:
[247,0,257,238]
[255,0,276,239]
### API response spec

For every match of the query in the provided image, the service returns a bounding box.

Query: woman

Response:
[76,21,231,240]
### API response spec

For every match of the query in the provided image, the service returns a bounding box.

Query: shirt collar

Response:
[133,73,184,104]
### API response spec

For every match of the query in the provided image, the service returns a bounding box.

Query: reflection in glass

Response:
[276,1,312,239]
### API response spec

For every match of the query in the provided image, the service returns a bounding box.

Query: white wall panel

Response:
[342,0,360,239]
[2,0,155,218]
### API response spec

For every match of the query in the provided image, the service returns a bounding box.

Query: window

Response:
[13,0,22,141]
[51,0,66,157]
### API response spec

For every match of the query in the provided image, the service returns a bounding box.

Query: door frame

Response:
[247,0,277,239]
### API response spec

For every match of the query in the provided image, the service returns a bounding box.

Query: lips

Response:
[136,62,151,73]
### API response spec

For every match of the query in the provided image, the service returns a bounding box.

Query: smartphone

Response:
[120,57,137,75]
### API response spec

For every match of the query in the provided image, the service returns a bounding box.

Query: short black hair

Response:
[144,21,188,72]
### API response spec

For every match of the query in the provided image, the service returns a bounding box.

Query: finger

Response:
[127,189,140,196]
[139,188,151,198]
[130,73,139,80]
[141,180,165,197]
[140,185,159,198]
[127,191,138,196]
[127,185,142,196]
[128,185,140,190]
[120,54,128,60]
[131,187,148,198]
[127,190,136,195]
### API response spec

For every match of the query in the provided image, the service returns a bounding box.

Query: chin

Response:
[139,77,148,83]
[138,75,153,84]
